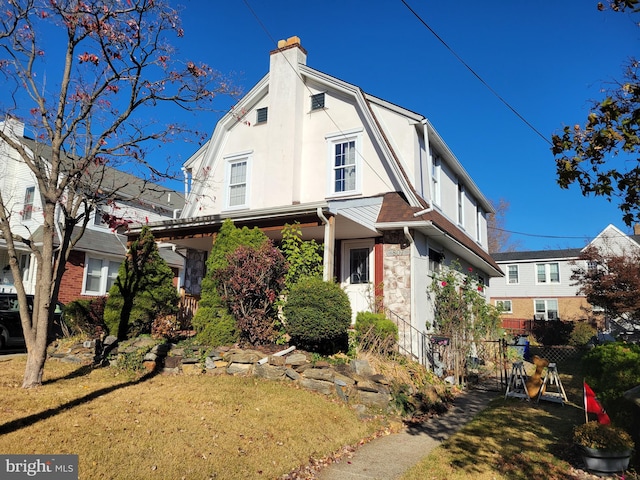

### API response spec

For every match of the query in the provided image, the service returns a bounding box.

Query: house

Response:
[0,118,185,304]
[132,37,503,357]
[490,224,640,333]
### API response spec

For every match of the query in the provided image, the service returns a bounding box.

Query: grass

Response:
[400,355,639,480]
[0,356,388,479]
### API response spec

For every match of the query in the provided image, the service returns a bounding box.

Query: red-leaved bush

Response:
[218,242,287,345]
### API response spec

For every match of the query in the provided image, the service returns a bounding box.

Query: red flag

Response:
[584,381,611,424]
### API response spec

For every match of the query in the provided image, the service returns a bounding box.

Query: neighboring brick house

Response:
[0,118,185,304]
[130,37,503,362]
[489,224,640,332]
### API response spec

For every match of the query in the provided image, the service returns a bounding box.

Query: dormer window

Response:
[256,107,268,124]
[311,93,325,111]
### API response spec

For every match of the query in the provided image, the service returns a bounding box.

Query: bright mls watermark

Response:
[1,455,78,479]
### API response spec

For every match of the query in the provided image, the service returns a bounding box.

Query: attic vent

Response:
[311,93,325,111]
[256,107,268,124]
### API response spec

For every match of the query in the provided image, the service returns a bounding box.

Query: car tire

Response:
[0,334,5,350]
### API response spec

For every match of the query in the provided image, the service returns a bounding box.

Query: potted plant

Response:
[573,421,635,476]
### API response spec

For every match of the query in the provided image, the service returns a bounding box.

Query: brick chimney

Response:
[634,224,640,236]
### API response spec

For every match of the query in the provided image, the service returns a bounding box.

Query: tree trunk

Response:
[22,345,47,388]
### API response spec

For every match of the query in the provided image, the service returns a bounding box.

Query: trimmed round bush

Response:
[355,311,398,355]
[283,277,352,354]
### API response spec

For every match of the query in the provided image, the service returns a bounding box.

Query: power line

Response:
[400,0,552,146]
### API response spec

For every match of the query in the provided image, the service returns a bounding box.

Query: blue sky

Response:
[170,1,637,251]
[8,1,637,252]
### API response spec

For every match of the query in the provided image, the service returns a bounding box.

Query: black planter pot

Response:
[581,446,632,477]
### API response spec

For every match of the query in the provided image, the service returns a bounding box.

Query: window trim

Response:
[325,129,363,198]
[535,262,560,284]
[507,264,519,285]
[534,298,559,320]
[82,254,121,296]
[22,186,35,221]
[496,299,513,313]
[430,152,441,206]
[457,181,465,227]
[223,151,252,210]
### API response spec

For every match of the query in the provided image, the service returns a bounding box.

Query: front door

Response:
[341,240,374,323]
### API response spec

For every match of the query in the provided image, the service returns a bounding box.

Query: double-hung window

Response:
[507,265,519,284]
[536,262,560,284]
[22,186,35,221]
[83,256,120,295]
[534,299,559,320]
[326,130,362,197]
[496,300,512,313]
[224,152,251,209]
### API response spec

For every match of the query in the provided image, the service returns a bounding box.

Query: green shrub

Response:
[355,312,398,354]
[192,219,268,345]
[103,226,179,340]
[582,342,640,403]
[192,305,239,347]
[569,321,597,346]
[63,297,107,337]
[283,277,351,354]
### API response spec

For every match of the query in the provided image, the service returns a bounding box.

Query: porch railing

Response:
[177,291,200,330]
[385,308,430,369]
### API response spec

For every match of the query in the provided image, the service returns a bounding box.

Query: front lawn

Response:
[0,357,387,479]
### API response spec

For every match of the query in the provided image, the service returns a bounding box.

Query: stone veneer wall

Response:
[382,230,411,323]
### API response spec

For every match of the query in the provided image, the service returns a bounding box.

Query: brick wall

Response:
[58,249,86,304]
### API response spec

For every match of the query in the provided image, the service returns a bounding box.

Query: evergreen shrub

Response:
[283,277,351,354]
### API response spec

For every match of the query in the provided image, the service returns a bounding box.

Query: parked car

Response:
[0,293,65,349]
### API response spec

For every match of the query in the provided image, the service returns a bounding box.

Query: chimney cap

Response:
[277,36,301,48]
[271,36,307,56]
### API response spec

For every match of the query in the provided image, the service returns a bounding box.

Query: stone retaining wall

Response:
[47,337,393,411]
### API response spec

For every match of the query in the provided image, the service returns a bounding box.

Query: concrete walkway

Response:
[316,388,497,480]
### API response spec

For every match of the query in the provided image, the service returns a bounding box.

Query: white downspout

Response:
[182,166,189,197]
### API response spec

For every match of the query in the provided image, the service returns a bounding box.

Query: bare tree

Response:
[0,0,234,387]
[487,198,522,253]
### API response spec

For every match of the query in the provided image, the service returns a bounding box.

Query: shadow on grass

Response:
[0,366,159,436]
[42,363,96,384]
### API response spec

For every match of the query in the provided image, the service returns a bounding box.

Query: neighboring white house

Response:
[134,37,503,359]
[490,224,640,332]
[0,118,185,303]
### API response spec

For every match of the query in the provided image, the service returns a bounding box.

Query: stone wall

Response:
[47,338,393,411]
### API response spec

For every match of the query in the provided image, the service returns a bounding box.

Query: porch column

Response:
[322,215,335,281]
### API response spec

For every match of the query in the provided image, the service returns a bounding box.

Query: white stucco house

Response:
[0,118,185,304]
[133,37,503,359]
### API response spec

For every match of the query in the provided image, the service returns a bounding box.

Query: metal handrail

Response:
[386,308,429,368]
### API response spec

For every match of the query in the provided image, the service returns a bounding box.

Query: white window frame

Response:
[325,129,363,197]
[457,181,465,227]
[476,205,483,243]
[431,151,441,206]
[496,299,513,313]
[82,255,121,295]
[507,265,519,284]
[535,262,560,284]
[534,298,559,320]
[22,186,35,221]
[224,152,252,210]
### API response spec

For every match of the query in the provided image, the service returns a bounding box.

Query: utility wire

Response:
[400,0,552,146]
